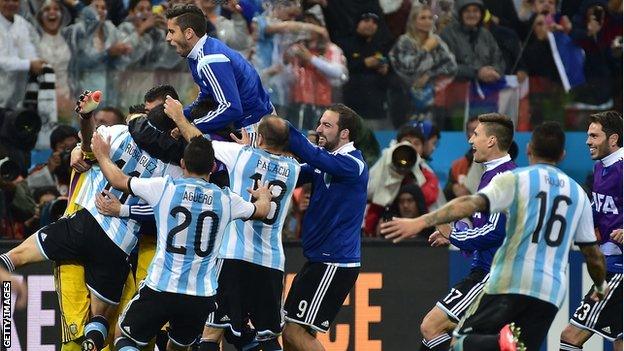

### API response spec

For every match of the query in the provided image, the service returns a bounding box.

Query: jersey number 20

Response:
[166,206,219,257]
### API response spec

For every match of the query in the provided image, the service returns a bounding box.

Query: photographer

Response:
[0,152,37,239]
[27,125,78,196]
[364,124,439,236]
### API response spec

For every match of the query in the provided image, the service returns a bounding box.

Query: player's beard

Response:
[591,140,611,160]
[319,133,339,152]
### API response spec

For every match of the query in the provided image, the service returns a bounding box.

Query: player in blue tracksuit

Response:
[409,114,517,351]
[282,104,367,351]
[164,4,272,135]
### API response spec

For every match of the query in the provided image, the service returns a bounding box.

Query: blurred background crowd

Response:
[0,0,621,240]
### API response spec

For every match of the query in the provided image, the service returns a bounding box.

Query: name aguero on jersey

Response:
[183,191,213,205]
[125,143,158,174]
[257,159,290,176]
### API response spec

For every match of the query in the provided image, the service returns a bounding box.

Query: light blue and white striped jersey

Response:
[129,176,255,296]
[479,164,596,307]
[213,141,300,271]
[75,125,182,255]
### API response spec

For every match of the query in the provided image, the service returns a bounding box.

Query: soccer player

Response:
[382,122,608,351]
[55,88,178,351]
[164,4,273,137]
[162,97,300,351]
[89,132,273,351]
[280,104,368,351]
[420,113,516,351]
[560,111,623,350]
[0,92,182,351]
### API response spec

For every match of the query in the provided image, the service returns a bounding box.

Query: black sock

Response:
[198,340,220,351]
[0,254,15,273]
[460,334,500,351]
[259,338,282,351]
[83,315,109,350]
[114,336,138,351]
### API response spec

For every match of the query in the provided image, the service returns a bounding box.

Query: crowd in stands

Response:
[0,0,621,239]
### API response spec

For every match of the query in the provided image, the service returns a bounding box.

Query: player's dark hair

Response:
[165,4,206,37]
[396,124,425,144]
[49,125,78,150]
[98,106,126,125]
[531,121,565,162]
[327,103,360,142]
[183,136,214,175]
[478,113,514,152]
[588,111,623,147]
[146,104,177,132]
[144,85,179,103]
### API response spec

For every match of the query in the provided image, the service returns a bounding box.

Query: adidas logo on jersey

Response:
[602,326,611,334]
[40,233,47,241]
[221,315,230,322]
[321,321,329,328]
[124,326,131,333]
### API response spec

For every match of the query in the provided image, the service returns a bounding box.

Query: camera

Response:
[0,108,42,151]
[391,142,418,172]
[0,157,19,182]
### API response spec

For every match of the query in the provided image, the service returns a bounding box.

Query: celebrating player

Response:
[560,111,623,350]
[89,131,273,351]
[281,104,368,351]
[382,122,607,351]
[164,4,273,137]
[0,91,182,351]
[418,113,516,351]
[162,97,300,351]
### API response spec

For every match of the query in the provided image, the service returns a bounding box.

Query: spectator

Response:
[389,4,457,121]
[0,0,47,109]
[27,125,78,196]
[342,12,390,129]
[376,183,431,238]
[195,0,253,55]
[443,115,479,201]
[571,0,623,105]
[35,0,73,121]
[310,0,392,49]
[519,0,572,38]
[65,0,131,107]
[482,10,527,79]
[440,0,505,84]
[251,0,324,114]
[483,0,523,33]
[284,6,348,130]
[117,0,165,69]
